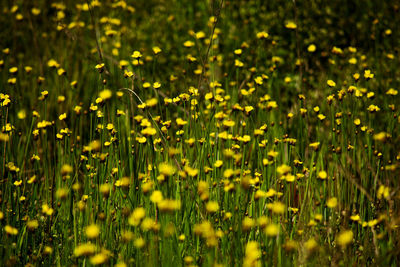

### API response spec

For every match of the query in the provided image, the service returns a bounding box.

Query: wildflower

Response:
[133,237,145,248]
[302,239,317,254]
[377,185,390,200]
[100,184,110,198]
[27,220,39,231]
[337,230,353,248]
[234,48,242,55]
[327,197,338,208]
[364,69,374,80]
[183,40,195,47]
[267,202,285,214]
[350,214,360,222]
[95,63,105,72]
[158,199,181,212]
[150,190,163,203]
[44,246,53,255]
[59,113,67,121]
[86,224,100,239]
[158,162,176,176]
[307,143,320,153]
[74,243,96,257]
[373,132,389,142]
[152,46,162,54]
[131,51,142,58]
[56,188,68,200]
[61,164,73,176]
[214,160,223,168]
[241,217,255,231]
[285,21,297,29]
[90,253,109,265]
[243,241,261,267]
[153,82,161,89]
[386,88,398,96]
[42,204,54,216]
[327,80,336,87]
[265,223,279,237]
[4,225,18,235]
[176,117,187,127]
[235,59,244,67]
[277,164,291,175]
[256,31,269,39]
[318,170,328,180]
[99,89,112,100]
[205,201,219,213]
[307,44,316,52]
[367,104,380,113]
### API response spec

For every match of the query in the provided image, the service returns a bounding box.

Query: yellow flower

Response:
[74,243,96,257]
[4,225,18,235]
[235,59,244,67]
[267,202,285,214]
[59,113,67,121]
[307,44,316,52]
[364,69,374,80]
[152,46,162,54]
[373,132,389,142]
[318,170,328,180]
[128,207,146,226]
[86,224,100,239]
[183,40,195,47]
[326,197,338,208]
[277,164,291,175]
[305,238,318,251]
[42,204,54,216]
[214,160,223,168]
[158,199,181,212]
[256,31,269,39]
[131,51,142,58]
[141,127,157,136]
[337,230,353,247]
[350,214,360,222]
[176,117,188,126]
[349,57,357,64]
[9,67,18,74]
[285,21,297,29]
[134,237,146,248]
[56,188,68,199]
[27,220,39,231]
[206,201,219,213]
[146,98,158,107]
[90,253,108,265]
[13,180,22,186]
[265,223,279,237]
[61,164,73,175]
[150,190,163,203]
[367,104,380,113]
[244,241,261,267]
[153,82,161,89]
[44,246,53,255]
[99,89,112,100]
[377,185,390,200]
[327,80,336,87]
[158,162,176,176]
[386,88,398,96]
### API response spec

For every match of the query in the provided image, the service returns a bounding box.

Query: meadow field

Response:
[0,0,399,266]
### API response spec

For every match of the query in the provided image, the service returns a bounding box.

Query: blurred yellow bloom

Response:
[337,230,353,247]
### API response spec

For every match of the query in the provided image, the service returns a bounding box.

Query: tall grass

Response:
[0,0,399,266]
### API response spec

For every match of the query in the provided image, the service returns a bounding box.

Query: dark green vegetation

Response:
[1,0,400,266]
